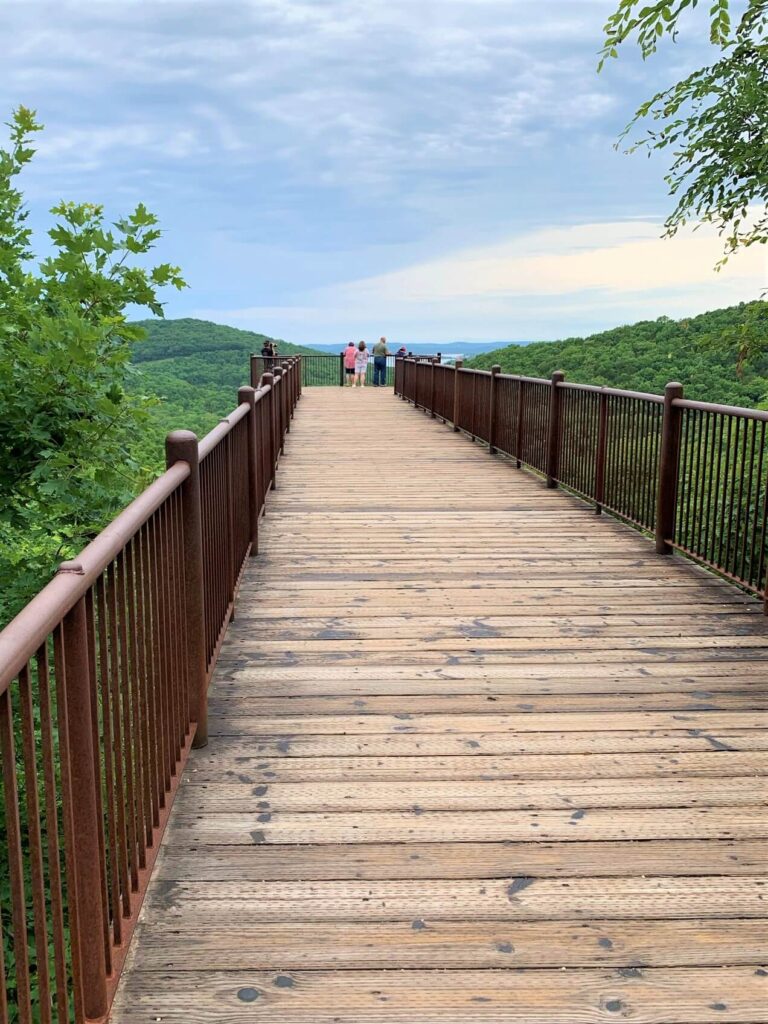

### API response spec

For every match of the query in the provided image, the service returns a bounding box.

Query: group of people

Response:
[260,340,280,365]
[343,337,409,387]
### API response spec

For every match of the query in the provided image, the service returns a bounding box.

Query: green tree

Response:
[600,1,768,265]
[0,107,185,625]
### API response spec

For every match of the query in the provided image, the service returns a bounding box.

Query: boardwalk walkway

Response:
[112,388,767,1022]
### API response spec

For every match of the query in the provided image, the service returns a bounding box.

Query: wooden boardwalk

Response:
[112,388,768,1023]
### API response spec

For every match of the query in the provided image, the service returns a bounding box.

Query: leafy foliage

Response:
[467,301,768,404]
[0,107,185,627]
[600,0,768,264]
[129,318,320,470]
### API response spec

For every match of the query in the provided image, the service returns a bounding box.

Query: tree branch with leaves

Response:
[0,106,186,625]
[600,0,768,266]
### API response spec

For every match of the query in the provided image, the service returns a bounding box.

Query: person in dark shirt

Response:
[372,336,390,387]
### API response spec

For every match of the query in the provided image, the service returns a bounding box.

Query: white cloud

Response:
[332,219,767,303]
[194,217,766,343]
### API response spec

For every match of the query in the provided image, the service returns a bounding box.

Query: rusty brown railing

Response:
[0,358,301,1024]
[396,358,768,605]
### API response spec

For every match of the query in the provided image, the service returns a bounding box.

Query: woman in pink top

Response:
[343,341,356,386]
[354,340,369,387]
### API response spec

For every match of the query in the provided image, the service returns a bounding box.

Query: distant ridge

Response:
[308,340,526,356]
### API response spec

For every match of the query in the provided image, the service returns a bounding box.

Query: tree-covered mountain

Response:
[129,318,321,465]
[466,302,768,406]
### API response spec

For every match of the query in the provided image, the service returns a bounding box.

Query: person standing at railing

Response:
[343,341,357,385]
[354,340,370,387]
[260,340,273,369]
[372,336,390,387]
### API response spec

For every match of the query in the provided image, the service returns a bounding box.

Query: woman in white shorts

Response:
[354,341,370,387]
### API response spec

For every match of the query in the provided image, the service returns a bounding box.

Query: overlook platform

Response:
[111,388,767,1022]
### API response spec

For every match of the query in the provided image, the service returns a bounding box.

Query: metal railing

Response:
[252,352,441,388]
[396,357,768,605]
[0,358,301,1024]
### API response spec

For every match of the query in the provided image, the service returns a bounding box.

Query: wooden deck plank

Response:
[131,919,768,970]
[110,967,767,1022]
[155,839,768,880]
[110,389,768,1024]
[164,805,768,844]
[183,750,768,783]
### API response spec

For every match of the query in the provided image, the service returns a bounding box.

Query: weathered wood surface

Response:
[111,389,768,1023]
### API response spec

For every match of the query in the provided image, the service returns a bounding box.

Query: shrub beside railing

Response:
[396,357,768,604]
[0,358,301,1023]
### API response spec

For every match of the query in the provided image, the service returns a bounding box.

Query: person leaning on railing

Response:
[372,336,391,387]
[343,341,357,385]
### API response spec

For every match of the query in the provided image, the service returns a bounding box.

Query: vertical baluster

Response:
[723,416,741,577]
[36,644,70,1024]
[105,561,131,916]
[83,590,112,974]
[57,590,109,1022]
[134,530,156,841]
[96,574,122,945]
[17,662,53,1023]
[166,432,208,748]
[0,684,33,1024]
[116,550,139,892]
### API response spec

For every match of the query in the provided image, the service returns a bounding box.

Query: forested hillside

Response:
[130,318,320,466]
[467,302,768,406]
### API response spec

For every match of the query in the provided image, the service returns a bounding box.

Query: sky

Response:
[2,0,765,346]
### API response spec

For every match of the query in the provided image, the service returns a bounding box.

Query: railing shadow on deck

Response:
[395,357,768,608]
[0,358,301,1024]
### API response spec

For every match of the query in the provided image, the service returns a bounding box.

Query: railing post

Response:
[655,381,684,554]
[488,365,501,454]
[58,582,109,1022]
[546,370,565,488]
[339,351,345,387]
[250,354,260,389]
[430,359,436,418]
[165,430,208,748]
[594,390,608,514]
[238,386,260,556]
[452,359,463,431]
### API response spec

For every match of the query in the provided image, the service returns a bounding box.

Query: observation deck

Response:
[112,387,768,1023]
